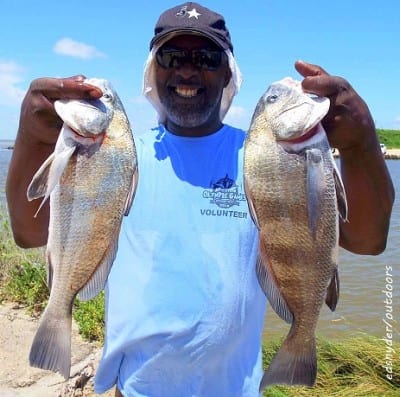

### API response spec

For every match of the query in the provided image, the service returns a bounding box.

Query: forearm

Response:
[6,130,53,248]
[339,142,394,254]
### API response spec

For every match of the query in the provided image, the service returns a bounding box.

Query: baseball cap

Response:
[150,2,233,52]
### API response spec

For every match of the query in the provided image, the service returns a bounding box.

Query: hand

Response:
[18,75,103,146]
[295,60,378,152]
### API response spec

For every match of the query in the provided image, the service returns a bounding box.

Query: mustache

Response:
[168,76,202,86]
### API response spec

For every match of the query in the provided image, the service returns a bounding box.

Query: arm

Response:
[295,61,394,255]
[6,76,102,248]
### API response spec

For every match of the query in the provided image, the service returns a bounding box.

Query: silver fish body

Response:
[27,78,138,379]
[244,77,347,389]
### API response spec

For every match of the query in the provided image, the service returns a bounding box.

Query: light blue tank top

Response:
[94,125,266,397]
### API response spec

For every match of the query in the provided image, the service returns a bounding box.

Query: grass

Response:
[1,205,399,396]
[377,129,400,148]
[0,204,104,341]
[262,336,399,396]
[0,205,48,315]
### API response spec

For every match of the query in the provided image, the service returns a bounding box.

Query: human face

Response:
[154,35,231,137]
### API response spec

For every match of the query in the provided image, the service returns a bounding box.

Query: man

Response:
[6,2,394,396]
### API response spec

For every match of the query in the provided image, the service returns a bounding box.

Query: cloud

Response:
[53,37,106,60]
[224,105,250,129]
[0,60,26,105]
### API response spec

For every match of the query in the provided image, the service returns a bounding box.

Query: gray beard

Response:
[161,99,218,128]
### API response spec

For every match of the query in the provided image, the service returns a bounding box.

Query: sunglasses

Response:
[156,47,223,71]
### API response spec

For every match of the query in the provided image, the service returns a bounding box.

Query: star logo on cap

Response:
[187,8,201,19]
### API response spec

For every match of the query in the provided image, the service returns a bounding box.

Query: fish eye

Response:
[266,94,278,103]
[102,91,113,102]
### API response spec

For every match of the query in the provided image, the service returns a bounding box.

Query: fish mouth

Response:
[65,125,105,145]
[278,101,308,116]
[284,124,320,144]
[74,99,107,112]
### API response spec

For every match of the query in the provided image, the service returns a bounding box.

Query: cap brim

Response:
[150,29,228,50]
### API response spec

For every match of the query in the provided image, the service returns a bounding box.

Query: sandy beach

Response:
[0,303,115,397]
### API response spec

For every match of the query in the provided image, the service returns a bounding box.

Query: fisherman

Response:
[6,2,394,396]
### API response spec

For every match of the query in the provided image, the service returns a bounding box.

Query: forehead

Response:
[162,34,220,50]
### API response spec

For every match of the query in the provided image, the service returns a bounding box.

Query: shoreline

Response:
[331,148,400,159]
[3,146,400,158]
[384,148,400,159]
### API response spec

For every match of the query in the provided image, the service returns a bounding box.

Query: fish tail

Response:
[260,335,317,390]
[29,307,72,379]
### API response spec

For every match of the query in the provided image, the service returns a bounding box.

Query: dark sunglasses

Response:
[156,47,223,71]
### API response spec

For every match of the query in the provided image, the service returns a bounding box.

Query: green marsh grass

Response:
[262,336,399,396]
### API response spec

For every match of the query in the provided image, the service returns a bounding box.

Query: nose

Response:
[175,61,199,79]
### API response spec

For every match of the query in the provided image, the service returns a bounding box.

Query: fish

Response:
[243,77,347,389]
[26,78,138,379]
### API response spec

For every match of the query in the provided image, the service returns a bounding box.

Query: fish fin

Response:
[306,148,325,239]
[325,267,340,311]
[123,166,139,216]
[26,152,56,200]
[257,237,293,324]
[333,164,348,222]
[27,137,76,217]
[77,228,119,301]
[29,306,72,379]
[243,176,260,229]
[260,333,317,390]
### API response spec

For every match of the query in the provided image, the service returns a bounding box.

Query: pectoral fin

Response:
[306,148,326,239]
[27,127,76,217]
[332,163,348,221]
[27,151,56,203]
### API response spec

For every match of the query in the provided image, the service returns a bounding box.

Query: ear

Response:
[223,65,232,88]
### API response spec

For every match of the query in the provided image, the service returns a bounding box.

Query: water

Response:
[0,148,12,204]
[0,148,399,340]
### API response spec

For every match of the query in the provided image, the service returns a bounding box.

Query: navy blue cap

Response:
[150,2,233,52]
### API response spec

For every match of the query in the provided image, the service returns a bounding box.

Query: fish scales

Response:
[49,133,133,296]
[244,77,346,390]
[27,78,138,379]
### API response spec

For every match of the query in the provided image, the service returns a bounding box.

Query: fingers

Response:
[29,76,103,101]
[295,60,350,98]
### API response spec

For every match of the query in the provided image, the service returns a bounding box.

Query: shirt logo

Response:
[200,175,248,219]
[202,174,247,208]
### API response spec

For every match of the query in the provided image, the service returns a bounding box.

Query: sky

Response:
[0,0,399,140]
